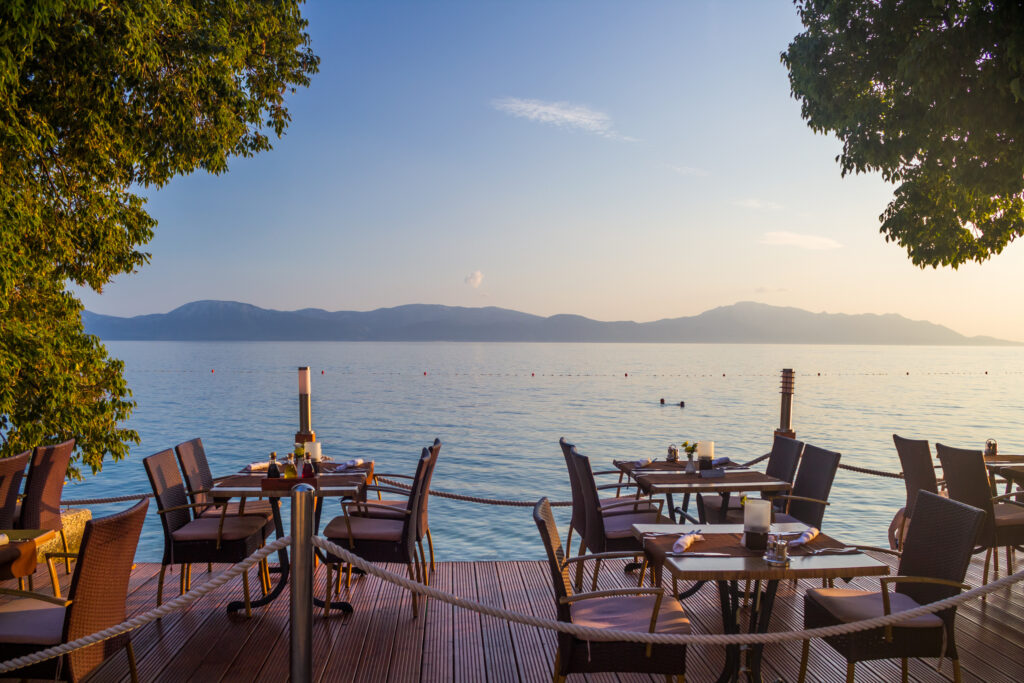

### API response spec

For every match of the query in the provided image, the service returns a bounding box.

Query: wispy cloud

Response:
[464,270,484,288]
[736,198,783,210]
[492,97,635,141]
[667,164,709,177]
[761,231,843,250]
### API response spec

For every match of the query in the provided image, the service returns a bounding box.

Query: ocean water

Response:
[65,342,1024,562]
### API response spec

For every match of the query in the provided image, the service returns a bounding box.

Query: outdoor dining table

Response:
[0,529,57,587]
[210,462,373,614]
[632,521,889,683]
[984,457,1024,496]
[615,460,791,523]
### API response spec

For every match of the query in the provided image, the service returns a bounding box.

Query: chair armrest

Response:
[879,575,968,640]
[375,472,414,480]
[342,500,411,516]
[992,491,1024,506]
[559,586,664,604]
[852,544,901,557]
[0,587,72,607]
[596,483,639,491]
[599,498,663,517]
[157,502,224,515]
[770,494,830,506]
[44,552,76,559]
[593,470,623,476]
[362,485,412,497]
[561,551,641,566]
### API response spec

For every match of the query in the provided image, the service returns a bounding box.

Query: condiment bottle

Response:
[301,454,315,478]
[283,453,298,479]
[267,451,281,479]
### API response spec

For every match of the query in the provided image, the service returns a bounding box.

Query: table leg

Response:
[228,498,290,613]
[718,493,732,523]
[715,580,741,683]
[666,493,677,522]
[310,497,357,613]
[746,580,779,683]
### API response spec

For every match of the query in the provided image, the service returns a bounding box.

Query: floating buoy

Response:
[423,371,427,376]
[624,373,628,377]
[660,398,665,405]
[722,373,725,377]
[321,370,324,374]
[679,401,685,408]
[531,372,535,377]
[211,369,214,373]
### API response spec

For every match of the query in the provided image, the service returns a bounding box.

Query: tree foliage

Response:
[0,0,318,477]
[782,0,1024,267]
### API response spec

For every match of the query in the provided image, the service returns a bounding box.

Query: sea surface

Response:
[65,342,1024,562]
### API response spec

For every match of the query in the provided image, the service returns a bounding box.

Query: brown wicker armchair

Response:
[533,497,689,682]
[697,434,804,523]
[320,445,432,617]
[17,439,75,577]
[0,498,149,682]
[892,435,940,550]
[558,437,656,557]
[0,451,30,530]
[771,443,841,530]
[145,449,271,616]
[175,438,274,521]
[936,443,1024,583]
[798,491,985,683]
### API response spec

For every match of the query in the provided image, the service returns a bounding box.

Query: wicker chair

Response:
[533,497,689,682]
[320,445,432,617]
[0,498,149,682]
[145,449,271,616]
[569,444,668,590]
[17,439,75,578]
[558,437,656,557]
[175,438,274,520]
[360,438,441,579]
[892,435,940,549]
[771,443,841,529]
[0,451,30,530]
[798,491,985,683]
[697,434,804,523]
[936,443,1024,584]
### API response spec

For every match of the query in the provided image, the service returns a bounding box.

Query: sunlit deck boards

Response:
[16,553,1024,682]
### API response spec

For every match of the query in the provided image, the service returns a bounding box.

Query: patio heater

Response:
[295,366,316,445]
[775,368,796,439]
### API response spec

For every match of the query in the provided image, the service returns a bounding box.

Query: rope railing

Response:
[0,536,291,674]
[309,535,1024,646]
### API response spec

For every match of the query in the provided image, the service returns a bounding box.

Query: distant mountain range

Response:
[80,300,1017,345]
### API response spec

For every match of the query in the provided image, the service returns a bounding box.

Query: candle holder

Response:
[744,499,771,551]
[295,366,316,445]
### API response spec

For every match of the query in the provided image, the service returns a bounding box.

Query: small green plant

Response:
[681,441,698,456]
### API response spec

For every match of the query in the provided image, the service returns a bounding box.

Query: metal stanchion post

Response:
[290,483,314,683]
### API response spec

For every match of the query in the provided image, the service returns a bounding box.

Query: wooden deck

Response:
[16,551,1024,682]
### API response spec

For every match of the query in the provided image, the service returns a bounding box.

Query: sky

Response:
[76,0,1024,342]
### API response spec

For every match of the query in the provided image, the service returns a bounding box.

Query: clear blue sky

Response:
[77,0,1024,342]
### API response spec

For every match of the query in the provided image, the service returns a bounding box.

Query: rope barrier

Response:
[838,463,904,479]
[311,535,1024,646]
[0,536,291,673]
[60,493,153,506]
[375,476,572,507]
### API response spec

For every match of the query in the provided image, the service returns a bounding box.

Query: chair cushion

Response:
[993,503,1024,527]
[352,501,409,520]
[324,515,404,542]
[200,499,274,520]
[806,588,943,629]
[603,511,665,539]
[600,497,656,511]
[570,595,690,635]
[0,599,65,644]
[171,516,267,543]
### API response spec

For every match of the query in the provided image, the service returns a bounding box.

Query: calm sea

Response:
[66,342,1024,562]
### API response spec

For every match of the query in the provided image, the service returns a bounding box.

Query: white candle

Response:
[298,366,311,395]
[696,441,715,459]
[307,441,322,462]
[744,499,771,532]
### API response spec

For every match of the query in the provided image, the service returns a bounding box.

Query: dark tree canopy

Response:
[0,0,318,477]
[782,0,1024,267]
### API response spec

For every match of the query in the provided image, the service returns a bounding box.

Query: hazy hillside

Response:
[80,301,1017,345]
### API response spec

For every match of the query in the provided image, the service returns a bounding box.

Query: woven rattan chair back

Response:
[559,438,587,540]
[935,443,994,544]
[144,449,193,543]
[415,439,441,539]
[893,435,938,519]
[174,438,214,511]
[765,434,804,485]
[0,451,30,529]
[787,444,841,529]
[569,446,608,552]
[62,498,148,682]
[401,447,434,552]
[19,439,75,531]
[533,497,573,622]
[898,491,984,606]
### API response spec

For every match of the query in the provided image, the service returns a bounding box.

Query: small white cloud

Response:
[464,270,484,288]
[667,164,709,177]
[492,97,635,141]
[761,231,843,250]
[736,198,783,210]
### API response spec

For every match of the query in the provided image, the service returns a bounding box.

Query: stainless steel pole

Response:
[290,483,314,683]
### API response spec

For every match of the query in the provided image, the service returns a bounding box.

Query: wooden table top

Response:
[212,473,366,499]
[630,470,791,496]
[0,529,57,544]
[632,522,890,582]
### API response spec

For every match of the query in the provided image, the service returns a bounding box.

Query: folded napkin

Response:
[0,534,8,546]
[337,458,365,470]
[632,458,653,468]
[672,531,705,554]
[789,527,820,547]
[711,456,731,467]
[246,461,270,473]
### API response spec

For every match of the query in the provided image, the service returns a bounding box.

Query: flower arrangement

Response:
[680,441,698,457]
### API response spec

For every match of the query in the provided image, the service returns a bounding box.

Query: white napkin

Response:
[789,527,820,547]
[0,534,9,546]
[338,458,365,470]
[632,458,652,468]
[245,461,270,473]
[711,457,731,467]
[672,531,705,554]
